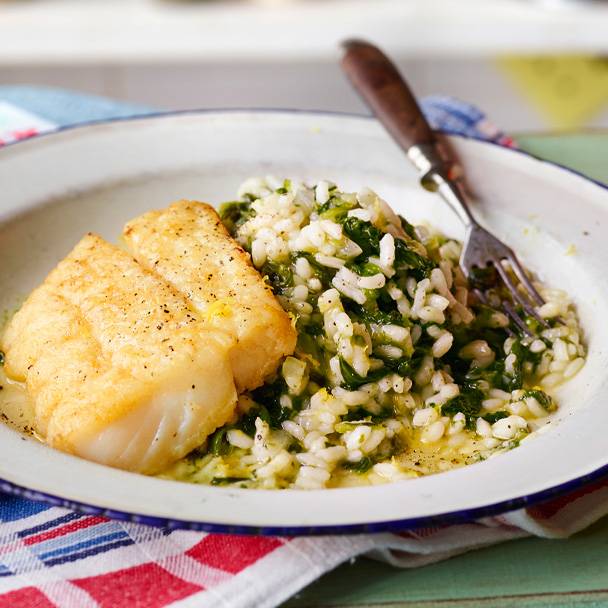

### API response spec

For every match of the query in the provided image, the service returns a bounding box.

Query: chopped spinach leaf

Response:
[394,238,434,276]
[399,215,418,240]
[235,404,269,437]
[348,303,404,327]
[209,427,232,456]
[342,407,393,423]
[318,196,355,222]
[296,252,335,284]
[304,322,324,337]
[334,420,369,433]
[342,456,374,474]
[218,201,254,234]
[339,357,386,391]
[347,260,383,277]
[481,411,509,424]
[275,179,291,195]
[211,477,250,486]
[521,389,555,411]
[342,217,431,278]
[261,260,293,295]
[441,388,484,428]
[469,265,498,288]
[460,359,511,393]
[342,217,382,256]
[380,350,426,377]
[251,378,292,429]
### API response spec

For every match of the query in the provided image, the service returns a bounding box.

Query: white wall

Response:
[0,58,553,132]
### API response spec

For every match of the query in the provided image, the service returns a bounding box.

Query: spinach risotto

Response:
[159,177,585,489]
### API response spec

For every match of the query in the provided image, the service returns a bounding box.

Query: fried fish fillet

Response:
[123,200,296,392]
[1,234,238,473]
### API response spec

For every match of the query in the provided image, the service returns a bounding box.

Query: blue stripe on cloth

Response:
[424,95,485,123]
[28,521,121,556]
[44,538,135,567]
[18,512,83,538]
[422,95,487,136]
[0,496,51,522]
[0,564,12,577]
[38,531,130,562]
[0,86,153,127]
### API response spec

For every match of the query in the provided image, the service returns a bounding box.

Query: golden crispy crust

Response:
[123,200,297,392]
[1,234,237,472]
[1,200,296,473]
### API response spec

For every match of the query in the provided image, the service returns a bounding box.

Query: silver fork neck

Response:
[407,143,476,229]
[434,177,476,229]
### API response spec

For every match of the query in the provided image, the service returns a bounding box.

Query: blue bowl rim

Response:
[1,107,607,536]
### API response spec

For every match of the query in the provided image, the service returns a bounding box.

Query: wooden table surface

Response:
[287,131,608,608]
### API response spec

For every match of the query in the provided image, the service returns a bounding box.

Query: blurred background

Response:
[1,0,608,132]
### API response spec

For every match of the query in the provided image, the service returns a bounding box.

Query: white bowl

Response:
[0,110,606,534]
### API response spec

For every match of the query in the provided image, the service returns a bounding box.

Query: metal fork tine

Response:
[502,300,533,337]
[492,258,548,328]
[472,288,515,337]
[472,288,488,304]
[504,252,545,306]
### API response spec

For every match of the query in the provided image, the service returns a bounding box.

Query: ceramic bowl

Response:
[0,110,606,534]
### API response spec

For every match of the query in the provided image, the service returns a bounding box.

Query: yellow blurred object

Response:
[499,56,608,129]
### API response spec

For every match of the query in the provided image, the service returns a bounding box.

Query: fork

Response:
[340,39,547,336]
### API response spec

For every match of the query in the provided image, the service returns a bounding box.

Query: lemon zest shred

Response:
[204,299,233,322]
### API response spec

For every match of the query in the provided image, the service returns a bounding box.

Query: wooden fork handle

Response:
[341,39,436,152]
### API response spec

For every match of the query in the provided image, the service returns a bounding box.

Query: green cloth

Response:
[289,519,608,607]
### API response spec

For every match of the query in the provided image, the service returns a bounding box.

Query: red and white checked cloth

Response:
[0,97,607,608]
[2,480,608,608]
